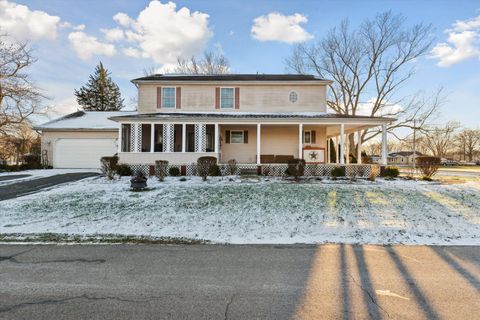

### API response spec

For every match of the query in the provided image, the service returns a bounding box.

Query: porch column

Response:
[345,132,350,164]
[181,123,186,153]
[256,124,261,165]
[357,131,362,164]
[118,123,122,153]
[327,138,330,163]
[150,123,154,153]
[298,123,303,159]
[381,124,388,165]
[340,124,345,164]
[214,123,219,154]
[335,136,339,163]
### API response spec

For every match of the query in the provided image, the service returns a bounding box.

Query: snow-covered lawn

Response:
[0,176,479,245]
[0,169,99,186]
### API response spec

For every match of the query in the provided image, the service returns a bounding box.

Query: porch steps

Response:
[239,168,258,176]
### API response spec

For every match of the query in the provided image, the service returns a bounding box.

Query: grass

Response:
[0,233,207,244]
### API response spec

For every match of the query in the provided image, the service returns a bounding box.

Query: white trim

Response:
[118,123,122,153]
[150,123,154,153]
[161,87,176,109]
[230,130,244,144]
[257,124,261,165]
[214,123,219,153]
[346,132,350,164]
[340,124,345,164]
[381,124,388,165]
[220,87,235,109]
[182,123,186,153]
[298,123,303,159]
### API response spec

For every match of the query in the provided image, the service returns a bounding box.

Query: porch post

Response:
[335,136,339,163]
[256,123,261,165]
[357,131,362,164]
[150,123,154,153]
[340,124,345,164]
[345,132,350,164]
[181,123,186,153]
[381,124,388,165]
[118,123,122,153]
[214,123,219,154]
[298,123,303,159]
[327,138,330,163]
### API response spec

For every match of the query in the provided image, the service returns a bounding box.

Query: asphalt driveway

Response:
[0,172,99,201]
[0,244,478,319]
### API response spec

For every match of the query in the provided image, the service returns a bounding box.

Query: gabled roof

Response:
[35,111,137,131]
[132,74,331,83]
[389,151,424,157]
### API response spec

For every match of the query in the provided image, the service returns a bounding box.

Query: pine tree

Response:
[74,62,124,111]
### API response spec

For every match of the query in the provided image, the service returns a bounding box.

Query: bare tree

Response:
[456,128,480,162]
[419,121,460,158]
[0,33,46,136]
[142,50,231,76]
[286,11,442,154]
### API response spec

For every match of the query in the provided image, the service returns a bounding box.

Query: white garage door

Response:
[54,138,117,169]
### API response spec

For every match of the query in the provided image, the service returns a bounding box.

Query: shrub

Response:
[227,159,238,175]
[331,166,346,179]
[417,156,441,179]
[209,164,221,176]
[286,158,306,182]
[169,166,181,176]
[381,166,399,179]
[197,156,217,181]
[155,160,169,181]
[100,155,118,180]
[116,164,132,176]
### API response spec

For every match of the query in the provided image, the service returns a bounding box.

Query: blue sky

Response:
[2,0,479,128]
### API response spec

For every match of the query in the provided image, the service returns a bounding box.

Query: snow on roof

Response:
[35,111,137,131]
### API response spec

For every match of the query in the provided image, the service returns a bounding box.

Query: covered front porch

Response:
[110,112,393,175]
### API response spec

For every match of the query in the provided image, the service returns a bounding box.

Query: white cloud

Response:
[0,0,61,41]
[101,27,125,42]
[110,0,212,65]
[113,12,134,27]
[431,15,480,67]
[355,98,403,117]
[251,12,313,44]
[68,31,116,60]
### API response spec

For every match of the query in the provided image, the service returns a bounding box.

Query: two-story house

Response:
[36,74,393,173]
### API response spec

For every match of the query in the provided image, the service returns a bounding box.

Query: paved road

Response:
[0,244,478,319]
[0,173,98,201]
[0,174,31,182]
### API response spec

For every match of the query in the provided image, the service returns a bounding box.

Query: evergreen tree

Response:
[329,139,337,163]
[74,62,124,111]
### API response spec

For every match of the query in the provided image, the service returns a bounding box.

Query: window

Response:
[162,87,176,108]
[230,130,244,144]
[220,88,234,108]
[289,91,298,103]
[304,130,311,144]
[153,124,163,152]
[141,124,151,152]
[121,124,131,152]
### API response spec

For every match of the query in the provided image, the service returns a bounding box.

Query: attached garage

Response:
[35,111,136,169]
[53,138,117,168]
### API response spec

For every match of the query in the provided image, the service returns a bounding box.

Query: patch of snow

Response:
[0,177,479,245]
[35,111,137,130]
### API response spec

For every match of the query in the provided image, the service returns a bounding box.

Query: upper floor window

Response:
[162,87,176,108]
[289,91,298,103]
[220,88,234,108]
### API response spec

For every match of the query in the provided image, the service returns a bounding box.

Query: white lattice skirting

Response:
[126,163,379,178]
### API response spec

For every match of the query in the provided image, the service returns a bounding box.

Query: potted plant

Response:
[130,172,147,190]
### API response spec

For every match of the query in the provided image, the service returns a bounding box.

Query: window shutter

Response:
[226,130,230,143]
[215,87,220,109]
[176,87,181,109]
[235,87,240,109]
[156,87,162,109]
[243,130,248,143]
[312,130,316,144]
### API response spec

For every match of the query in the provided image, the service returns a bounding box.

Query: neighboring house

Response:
[388,151,424,165]
[36,74,393,169]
